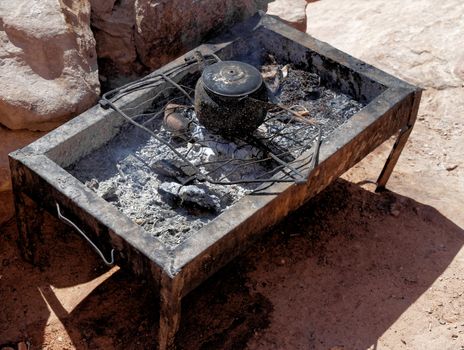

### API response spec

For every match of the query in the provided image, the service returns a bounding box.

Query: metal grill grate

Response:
[100,54,322,193]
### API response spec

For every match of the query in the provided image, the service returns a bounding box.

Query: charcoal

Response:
[158,182,220,212]
[151,159,196,181]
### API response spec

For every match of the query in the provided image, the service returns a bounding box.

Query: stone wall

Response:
[91,0,272,89]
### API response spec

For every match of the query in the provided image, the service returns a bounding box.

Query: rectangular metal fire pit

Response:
[9,14,421,349]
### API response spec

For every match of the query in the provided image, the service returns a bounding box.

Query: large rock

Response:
[267,0,310,32]
[90,0,271,88]
[0,0,100,131]
[134,0,260,68]
[307,0,464,90]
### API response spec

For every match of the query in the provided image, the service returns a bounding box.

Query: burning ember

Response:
[67,53,364,248]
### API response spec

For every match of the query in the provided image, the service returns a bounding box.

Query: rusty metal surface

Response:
[9,13,421,350]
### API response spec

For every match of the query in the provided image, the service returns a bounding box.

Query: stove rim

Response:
[9,14,422,350]
[9,13,421,284]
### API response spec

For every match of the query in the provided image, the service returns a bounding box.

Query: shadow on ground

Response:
[1,179,463,349]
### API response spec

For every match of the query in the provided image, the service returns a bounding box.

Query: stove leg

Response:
[158,275,182,350]
[14,191,44,264]
[376,125,413,192]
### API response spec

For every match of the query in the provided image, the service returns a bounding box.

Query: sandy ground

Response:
[1,1,463,349]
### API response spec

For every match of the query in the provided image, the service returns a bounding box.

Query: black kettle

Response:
[194,61,270,136]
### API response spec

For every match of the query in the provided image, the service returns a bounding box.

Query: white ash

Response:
[67,124,257,248]
[67,66,364,249]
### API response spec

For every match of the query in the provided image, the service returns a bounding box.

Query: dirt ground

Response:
[1,180,463,350]
[1,1,464,350]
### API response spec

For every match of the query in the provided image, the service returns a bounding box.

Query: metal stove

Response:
[9,14,421,349]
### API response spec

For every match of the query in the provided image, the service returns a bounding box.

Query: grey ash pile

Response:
[67,64,364,249]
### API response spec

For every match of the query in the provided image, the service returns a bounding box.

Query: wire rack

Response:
[99,53,322,191]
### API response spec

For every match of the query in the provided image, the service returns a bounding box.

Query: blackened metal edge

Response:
[9,152,171,276]
[9,14,422,290]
